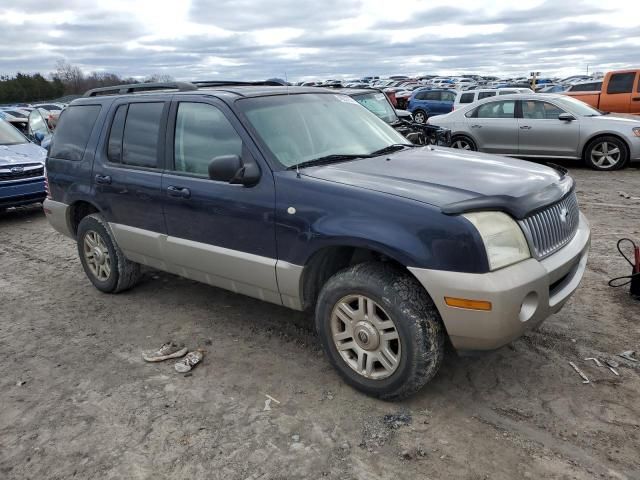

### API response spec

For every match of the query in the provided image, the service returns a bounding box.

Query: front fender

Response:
[274,172,488,273]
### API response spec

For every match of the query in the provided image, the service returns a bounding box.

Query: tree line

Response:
[0,61,173,104]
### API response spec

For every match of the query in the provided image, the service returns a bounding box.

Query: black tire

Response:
[413,110,428,124]
[451,135,477,151]
[583,136,628,171]
[76,213,141,293]
[315,262,445,400]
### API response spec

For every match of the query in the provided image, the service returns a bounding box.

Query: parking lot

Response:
[1,164,639,480]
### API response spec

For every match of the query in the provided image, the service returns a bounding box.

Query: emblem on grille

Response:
[10,166,24,174]
[559,207,568,223]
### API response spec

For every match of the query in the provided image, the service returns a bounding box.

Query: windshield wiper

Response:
[287,153,373,170]
[368,143,415,155]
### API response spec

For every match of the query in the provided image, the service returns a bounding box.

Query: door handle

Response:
[167,186,191,199]
[632,97,640,101]
[95,174,112,185]
[519,125,532,130]
[470,124,482,129]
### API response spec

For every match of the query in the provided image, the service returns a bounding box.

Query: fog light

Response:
[518,292,539,322]
[444,297,492,311]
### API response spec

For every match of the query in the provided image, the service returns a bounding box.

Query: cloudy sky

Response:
[1,0,638,81]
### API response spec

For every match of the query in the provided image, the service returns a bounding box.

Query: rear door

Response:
[517,100,580,157]
[439,90,456,114]
[92,98,168,263]
[160,97,279,304]
[600,71,638,113]
[465,99,518,154]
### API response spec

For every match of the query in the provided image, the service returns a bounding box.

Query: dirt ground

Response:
[1,164,639,480]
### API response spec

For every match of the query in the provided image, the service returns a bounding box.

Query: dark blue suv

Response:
[44,82,590,399]
[407,88,456,124]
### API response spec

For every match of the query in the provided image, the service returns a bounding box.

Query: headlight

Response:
[633,127,640,137]
[463,212,530,271]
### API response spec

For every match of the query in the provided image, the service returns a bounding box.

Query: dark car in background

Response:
[0,118,47,212]
[335,88,451,146]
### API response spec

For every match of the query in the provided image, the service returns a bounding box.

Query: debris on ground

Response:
[605,359,620,376]
[174,350,203,373]
[584,357,603,367]
[383,413,412,429]
[618,350,638,363]
[142,342,188,362]
[263,398,272,411]
[569,361,590,384]
[16,380,26,386]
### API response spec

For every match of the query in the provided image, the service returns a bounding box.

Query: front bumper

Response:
[409,212,591,351]
[0,178,46,208]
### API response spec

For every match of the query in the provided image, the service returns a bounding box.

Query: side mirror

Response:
[208,154,260,186]
[558,113,575,121]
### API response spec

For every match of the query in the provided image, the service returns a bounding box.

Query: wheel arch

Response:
[299,243,417,311]
[69,200,101,237]
[581,132,630,161]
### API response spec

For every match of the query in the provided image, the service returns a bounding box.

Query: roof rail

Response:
[192,80,286,87]
[83,81,198,97]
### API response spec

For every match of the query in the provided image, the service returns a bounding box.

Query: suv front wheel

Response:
[77,213,141,293]
[315,262,445,400]
[413,110,428,124]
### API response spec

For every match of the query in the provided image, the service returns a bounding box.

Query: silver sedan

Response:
[428,93,640,170]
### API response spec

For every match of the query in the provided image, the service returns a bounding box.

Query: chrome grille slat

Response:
[519,191,580,259]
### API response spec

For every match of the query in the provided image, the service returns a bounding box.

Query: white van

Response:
[453,88,533,109]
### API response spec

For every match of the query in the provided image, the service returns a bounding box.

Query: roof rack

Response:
[83,81,198,97]
[192,80,286,87]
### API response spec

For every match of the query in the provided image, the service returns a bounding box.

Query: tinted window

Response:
[122,102,164,168]
[49,105,101,161]
[570,82,602,92]
[425,91,442,101]
[107,105,127,163]
[478,91,496,100]
[522,101,565,119]
[174,103,242,176]
[442,91,456,102]
[475,101,515,118]
[459,93,475,104]
[607,73,635,94]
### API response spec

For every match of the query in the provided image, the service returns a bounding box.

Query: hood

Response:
[302,146,570,218]
[0,142,46,167]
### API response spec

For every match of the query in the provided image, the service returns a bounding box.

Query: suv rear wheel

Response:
[77,213,141,293]
[315,262,445,400]
[413,110,428,124]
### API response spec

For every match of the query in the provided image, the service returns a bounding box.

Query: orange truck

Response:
[564,69,640,114]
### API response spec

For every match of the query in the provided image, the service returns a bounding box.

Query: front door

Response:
[466,99,518,154]
[161,98,279,304]
[518,100,580,157]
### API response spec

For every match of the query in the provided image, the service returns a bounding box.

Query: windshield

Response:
[353,92,398,124]
[239,93,409,168]
[0,119,28,145]
[555,96,603,116]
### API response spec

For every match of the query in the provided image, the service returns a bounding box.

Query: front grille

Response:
[0,164,44,182]
[519,191,580,259]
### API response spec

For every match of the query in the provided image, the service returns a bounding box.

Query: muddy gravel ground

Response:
[1,165,640,480]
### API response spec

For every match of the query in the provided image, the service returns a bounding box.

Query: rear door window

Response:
[107,105,128,163]
[49,105,101,161]
[424,91,441,101]
[121,102,164,168]
[607,73,635,94]
[441,91,456,102]
[475,100,516,118]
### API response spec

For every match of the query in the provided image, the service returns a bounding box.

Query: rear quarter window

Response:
[49,105,101,161]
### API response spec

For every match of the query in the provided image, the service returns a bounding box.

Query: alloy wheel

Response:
[453,139,472,150]
[330,295,401,380]
[590,141,621,169]
[414,112,426,124]
[83,230,111,281]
